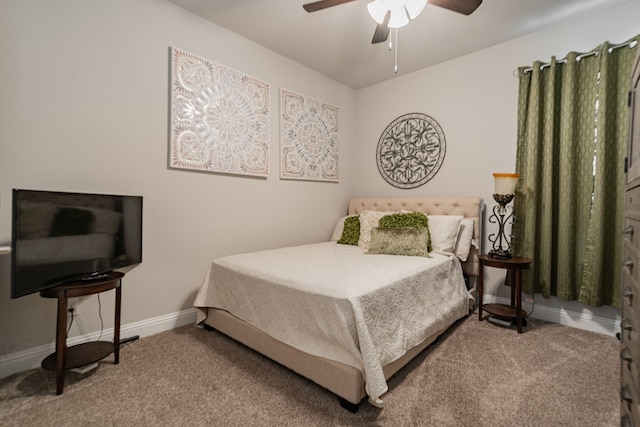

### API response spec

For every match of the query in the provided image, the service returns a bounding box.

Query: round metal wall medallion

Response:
[376,113,446,189]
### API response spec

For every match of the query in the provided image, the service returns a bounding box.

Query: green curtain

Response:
[580,42,638,306]
[512,36,638,308]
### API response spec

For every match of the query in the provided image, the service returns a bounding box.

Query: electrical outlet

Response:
[68,299,80,316]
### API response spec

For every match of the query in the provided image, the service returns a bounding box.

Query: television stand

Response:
[40,271,124,395]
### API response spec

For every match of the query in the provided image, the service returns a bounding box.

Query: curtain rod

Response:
[520,39,638,75]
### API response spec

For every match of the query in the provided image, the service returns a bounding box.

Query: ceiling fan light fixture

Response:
[405,0,427,19]
[367,0,426,28]
[388,9,409,28]
[367,0,388,24]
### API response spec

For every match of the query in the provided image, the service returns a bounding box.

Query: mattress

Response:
[194,241,470,405]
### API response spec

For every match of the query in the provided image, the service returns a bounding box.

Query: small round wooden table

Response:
[40,271,124,395]
[478,255,533,333]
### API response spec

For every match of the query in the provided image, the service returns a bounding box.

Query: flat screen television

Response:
[10,189,143,298]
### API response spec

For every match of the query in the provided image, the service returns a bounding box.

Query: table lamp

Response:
[488,172,520,259]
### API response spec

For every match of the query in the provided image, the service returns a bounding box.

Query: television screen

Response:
[11,189,143,298]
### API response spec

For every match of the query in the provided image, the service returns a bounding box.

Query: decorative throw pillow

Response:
[49,207,95,237]
[379,211,429,228]
[331,215,353,241]
[379,211,432,252]
[367,227,430,257]
[337,215,360,246]
[331,216,346,241]
[454,218,475,262]
[427,215,463,255]
[357,210,389,250]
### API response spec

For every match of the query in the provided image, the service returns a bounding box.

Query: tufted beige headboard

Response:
[348,196,485,301]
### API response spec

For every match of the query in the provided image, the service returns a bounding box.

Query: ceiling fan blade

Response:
[429,0,482,15]
[303,0,357,13]
[371,11,391,44]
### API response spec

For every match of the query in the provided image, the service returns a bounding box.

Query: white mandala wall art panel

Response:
[169,47,270,177]
[280,88,339,182]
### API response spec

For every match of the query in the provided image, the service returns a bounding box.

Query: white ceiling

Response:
[167,0,629,89]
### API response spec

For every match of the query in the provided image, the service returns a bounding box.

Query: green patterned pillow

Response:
[367,227,430,257]
[379,212,432,252]
[337,215,360,246]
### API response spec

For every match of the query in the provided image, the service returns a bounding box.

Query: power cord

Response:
[67,307,75,335]
[67,295,133,348]
[96,293,104,341]
[524,292,535,319]
[119,336,140,348]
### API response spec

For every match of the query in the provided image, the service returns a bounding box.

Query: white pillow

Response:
[358,210,389,250]
[454,218,475,262]
[427,215,464,255]
[331,215,350,241]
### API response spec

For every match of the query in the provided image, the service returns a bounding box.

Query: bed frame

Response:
[201,196,485,411]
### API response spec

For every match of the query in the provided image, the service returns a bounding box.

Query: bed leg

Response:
[339,397,359,413]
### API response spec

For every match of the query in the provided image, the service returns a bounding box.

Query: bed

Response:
[194,196,484,411]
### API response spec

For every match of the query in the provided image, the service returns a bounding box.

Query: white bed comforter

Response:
[194,242,470,405]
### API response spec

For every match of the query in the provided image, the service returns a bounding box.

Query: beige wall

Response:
[354,0,640,329]
[1,0,637,364]
[0,0,356,358]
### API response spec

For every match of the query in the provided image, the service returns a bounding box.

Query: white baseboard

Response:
[1,300,620,379]
[482,295,620,337]
[0,308,198,379]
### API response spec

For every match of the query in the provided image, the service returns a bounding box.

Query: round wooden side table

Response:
[40,271,124,394]
[478,255,533,333]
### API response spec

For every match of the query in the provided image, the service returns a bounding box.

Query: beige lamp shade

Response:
[493,173,520,195]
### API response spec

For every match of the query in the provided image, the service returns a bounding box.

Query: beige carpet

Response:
[0,315,619,426]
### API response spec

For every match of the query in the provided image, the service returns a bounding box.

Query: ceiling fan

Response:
[303,0,482,44]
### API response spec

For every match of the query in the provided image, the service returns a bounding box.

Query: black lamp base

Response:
[488,249,512,259]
